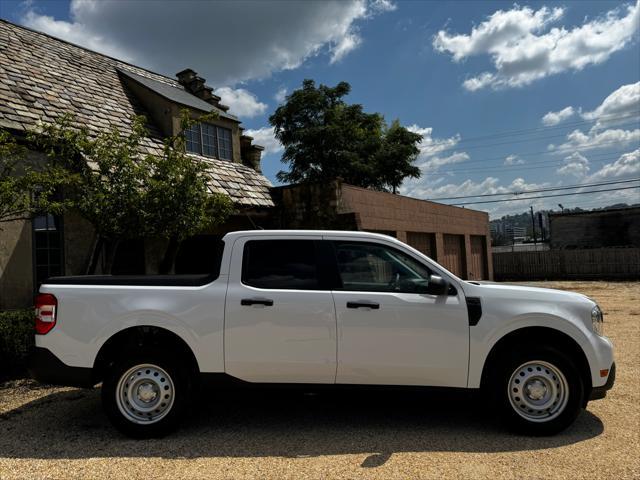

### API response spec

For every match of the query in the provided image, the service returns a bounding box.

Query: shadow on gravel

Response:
[0,386,604,464]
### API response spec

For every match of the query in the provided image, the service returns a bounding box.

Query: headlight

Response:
[591,305,604,336]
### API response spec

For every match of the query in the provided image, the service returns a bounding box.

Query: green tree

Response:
[0,130,74,227]
[145,113,234,273]
[376,120,421,194]
[31,112,233,274]
[269,79,421,192]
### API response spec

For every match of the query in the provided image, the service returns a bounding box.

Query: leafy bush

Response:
[0,309,34,381]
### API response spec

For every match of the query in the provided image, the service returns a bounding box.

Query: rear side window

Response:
[242,240,320,290]
[175,235,224,277]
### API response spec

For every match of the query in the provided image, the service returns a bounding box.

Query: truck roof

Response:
[222,230,400,242]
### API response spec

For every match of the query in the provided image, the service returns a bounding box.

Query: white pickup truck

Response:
[29,230,615,437]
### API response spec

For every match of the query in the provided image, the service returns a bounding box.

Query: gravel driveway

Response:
[1,281,638,479]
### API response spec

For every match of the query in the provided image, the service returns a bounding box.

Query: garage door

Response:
[469,235,488,280]
[406,232,437,259]
[442,234,466,279]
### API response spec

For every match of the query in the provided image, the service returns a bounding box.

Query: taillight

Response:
[35,293,57,335]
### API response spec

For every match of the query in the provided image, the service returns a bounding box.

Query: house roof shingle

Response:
[0,19,273,208]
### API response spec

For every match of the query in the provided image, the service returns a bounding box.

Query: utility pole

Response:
[530,206,537,246]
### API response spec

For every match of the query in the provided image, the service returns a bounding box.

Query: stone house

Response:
[0,20,272,309]
[0,20,492,310]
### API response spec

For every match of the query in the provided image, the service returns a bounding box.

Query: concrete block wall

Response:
[339,184,493,280]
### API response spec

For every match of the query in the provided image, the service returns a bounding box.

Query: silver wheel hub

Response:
[137,383,158,403]
[508,360,569,423]
[525,379,547,400]
[115,364,175,425]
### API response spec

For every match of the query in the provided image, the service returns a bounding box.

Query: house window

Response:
[32,214,64,289]
[185,123,200,153]
[185,122,232,160]
[201,123,217,157]
[217,127,232,160]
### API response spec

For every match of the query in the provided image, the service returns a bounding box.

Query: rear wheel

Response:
[102,353,189,438]
[492,347,584,435]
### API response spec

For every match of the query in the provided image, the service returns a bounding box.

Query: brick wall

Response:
[271,181,493,280]
[338,184,492,279]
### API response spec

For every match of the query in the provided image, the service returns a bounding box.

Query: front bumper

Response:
[28,347,95,388]
[589,362,616,401]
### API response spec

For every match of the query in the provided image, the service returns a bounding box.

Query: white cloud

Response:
[557,152,590,177]
[407,125,461,157]
[553,127,640,154]
[504,154,525,165]
[433,2,640,90]
[404,176,548,200]
[243,126,283,155]
[330,32,362,64]
[214,87,267,118]
[22,9,132,61]
[542,106,576,126]
[420,151,470,171]
[369,0,397,14]
[405,124,470,173]
[586,148,640,181]
[401,176,554,217]
[22,0,392,85]
[274,87,288,103]
[582,81,640,128]
[400,125,471,195]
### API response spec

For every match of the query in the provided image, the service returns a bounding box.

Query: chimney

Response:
[240,134,264,173]
[176,68,228,109]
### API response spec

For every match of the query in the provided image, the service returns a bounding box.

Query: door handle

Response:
[241,298,274,306]
[347,301,380,310]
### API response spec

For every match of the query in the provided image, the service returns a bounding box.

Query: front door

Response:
[224,236,337,384]
[329,239,469,387]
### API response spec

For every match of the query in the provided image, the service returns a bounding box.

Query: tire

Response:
[490,346,584,436]
[102,351,190,438]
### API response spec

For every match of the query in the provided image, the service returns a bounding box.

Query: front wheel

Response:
[493,347,584,435]
[102,353,189,438]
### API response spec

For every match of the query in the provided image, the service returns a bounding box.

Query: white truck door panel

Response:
[327,238,469,387]
[333,291,469,386]
[224,236,337,383]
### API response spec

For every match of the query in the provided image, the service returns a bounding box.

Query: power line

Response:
[429,178,640,201]
[421,140,639,173]
[428,146,626,169]
[418,120,640,157]
[430,151,626,175]
[451,186,640,206]
[446,112,640,146]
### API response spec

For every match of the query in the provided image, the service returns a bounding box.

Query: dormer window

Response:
[185,122,233,160]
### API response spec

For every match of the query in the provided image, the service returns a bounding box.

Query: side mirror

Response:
[427,274,449,295]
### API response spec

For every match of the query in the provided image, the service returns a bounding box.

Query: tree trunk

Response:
[102,239,120,275]
[159,237,180,274]
[86,235,104,275]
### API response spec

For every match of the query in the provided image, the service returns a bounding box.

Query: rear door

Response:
[328,238,469,387]
[224,236,337,383]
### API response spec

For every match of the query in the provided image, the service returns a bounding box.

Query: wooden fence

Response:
[493,248,640,281]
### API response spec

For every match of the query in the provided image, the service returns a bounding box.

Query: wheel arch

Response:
[479,326,592,403]
[92,326,200,383]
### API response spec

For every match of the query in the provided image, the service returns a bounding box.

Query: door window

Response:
[242,240,320,290]
[333,241,431,293]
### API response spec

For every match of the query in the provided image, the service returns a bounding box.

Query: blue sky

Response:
[1,0,639,218]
